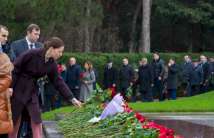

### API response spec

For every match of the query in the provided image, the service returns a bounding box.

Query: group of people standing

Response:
[103,53,214,102]
[0,24,81,138]
[103,53,179,102]
[60,52,214,104]
[182,55,214,96]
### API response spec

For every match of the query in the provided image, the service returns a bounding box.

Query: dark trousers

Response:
[140,89,153,102]
[191,85,200,96]
[0,134,8,138]
[131,84,138,102]
[17,108,32,138]
[210,83,214,91]
[153,79,164,101]
[44,94,55,111]
[200,84,209,93]
[167,89,176,100]
[71,88,80,100]
[121,87,129,100]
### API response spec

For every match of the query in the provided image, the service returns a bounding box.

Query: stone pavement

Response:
[43,121,63,138]
[143,112,214,138]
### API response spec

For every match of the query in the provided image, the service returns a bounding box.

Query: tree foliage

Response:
[0,0,214,52]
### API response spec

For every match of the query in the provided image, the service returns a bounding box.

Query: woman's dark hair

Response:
[44,37,64,51]
[84,60,93,72]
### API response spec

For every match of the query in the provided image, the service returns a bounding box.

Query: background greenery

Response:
[1,0,214,52]
[129,91,214,112]
[42,91,214,121]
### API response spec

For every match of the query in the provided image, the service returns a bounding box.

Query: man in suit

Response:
[11,24,42,58]
[103,60,117,89]
[0,26,13,60]
[66,57,82,100]
[181,55,193,96]
[0,25,9,53]
[119,58,134,99]
[137,58,154,102]
[11,24,42,138]
[166,58,179,100]
[199,55,210,93]
[151,52,165,101]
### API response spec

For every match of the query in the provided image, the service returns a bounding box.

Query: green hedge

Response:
[59,52,214,90]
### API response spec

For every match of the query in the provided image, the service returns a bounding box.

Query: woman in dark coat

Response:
[167,59,178,100]
[9,37,81,138]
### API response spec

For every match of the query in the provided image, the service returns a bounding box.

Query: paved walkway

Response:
[142,112,214,138]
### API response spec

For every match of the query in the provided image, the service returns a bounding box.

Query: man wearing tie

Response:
[11,24,42,58]
[10,24,42,138]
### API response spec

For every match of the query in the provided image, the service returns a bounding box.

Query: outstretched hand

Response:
[71,98,82,107]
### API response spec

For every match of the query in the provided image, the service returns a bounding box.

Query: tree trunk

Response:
[139,0,151,53]
[128,0,142,53]
[84,0,91,52]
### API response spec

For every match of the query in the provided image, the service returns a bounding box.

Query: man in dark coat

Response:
[166,59,179,100]
[10,24,42,138]
[103,60,117,89]
[151,52,165,101]
[200,55,210,93]
[137,58,154,102]
[209,58,214,90]
[119,58,134,99]
[189,61,203,96]
[66,57,81,100]
[0,25,14,60]
[181,55,193,96]
[11,24,42,58]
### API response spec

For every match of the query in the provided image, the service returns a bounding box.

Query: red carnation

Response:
[134,112,146,123]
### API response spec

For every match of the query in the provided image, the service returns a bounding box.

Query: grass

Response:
[42,91,214,120]
[42,106,76,120]
[129,91,214,112]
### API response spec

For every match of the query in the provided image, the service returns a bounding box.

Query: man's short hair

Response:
[27,24,40,33]
[153,52,159,56]
[0,25,8,32]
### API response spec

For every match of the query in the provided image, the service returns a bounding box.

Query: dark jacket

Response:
[66,64,81,90]
[2,42,14,60]
[210,62,214,74]
[103,66,117,89]
[167,64,178,89]
[11,48,74,124]
[190,65,203,86]
[152,58,165,79]
[11,38,42,59]
[181,62,193,83]
[61,70,67,81]
[200,62,210,83]
[137,64,154,91]
[119,65,134,88]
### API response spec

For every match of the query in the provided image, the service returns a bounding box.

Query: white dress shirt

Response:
[26,37,35,49]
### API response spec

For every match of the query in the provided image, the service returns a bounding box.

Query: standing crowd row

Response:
[57,53,214,104]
